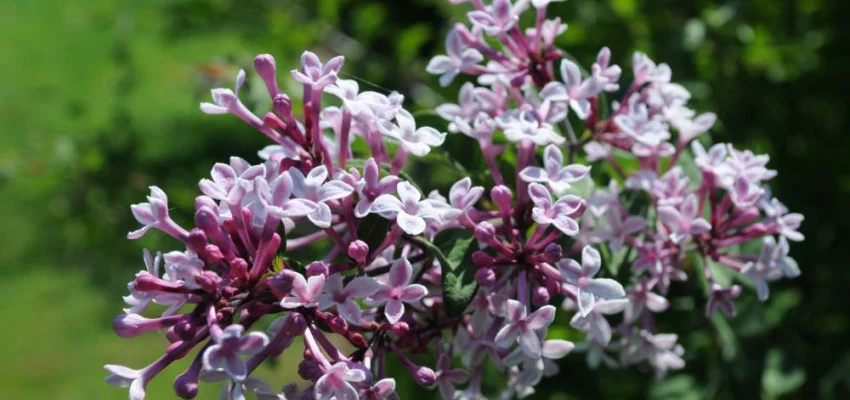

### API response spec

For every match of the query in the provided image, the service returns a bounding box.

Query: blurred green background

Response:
[1,0,848,398]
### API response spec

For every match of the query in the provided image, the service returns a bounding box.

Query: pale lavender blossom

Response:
[371,182,441,235]
[202,325,270,381]
[569,298,629,346]
[558,246,626,316]
[467,0,527,36]
[743,236,799,301]
[432,354,470,400]
[378,109,447,157]
[314,362,367,400]
[529,183,583,236]
[280,273,326,309]
[291,51,344,90]
[369,258,428,324]
[318,274,381,324]
[494,300,557,359]
[289,166,354,228]
[354,158,402,218]
[657,193,711,243]
[499,106,565,145]
[427,30,484,87]
[540,59,606,118]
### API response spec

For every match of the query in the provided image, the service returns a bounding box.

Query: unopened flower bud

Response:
[472,251,496,267]
[285,312,308,336]
[174,370,199,399]
[306,261,329,277]
[298,360,322,381]
[412,366,437,387]
[543,243,562,263]
[475,267,496,286]
[348,332,368,348]
[230,258,249,280]
[113,313,183,338]
[474,221,497,243]
[329,316,348,335]
[347,240,369,265]
[392,322,410,337]
[273,94,292,117]
[491,185,513,211]
[533,286,551,306]
[195,271,222,293]
[204,244,224,263]
[253,54,279,96]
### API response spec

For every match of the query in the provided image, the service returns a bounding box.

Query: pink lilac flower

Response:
[317,274,381,324]
[353,158,402,218]
[291,51,344,90]
[202,325,270,381]
[494,300,557,359]
[314,362,367,400]
[369,258,428,324]
[519,144,590,195]
[558,246,626,316]
[280,273,326,309]
[255,171,320,220]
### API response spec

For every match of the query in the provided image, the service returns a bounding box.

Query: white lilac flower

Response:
[519,144,590,195]
[499,106,566,145]
[371,182,441,235]
[528,183,583,236]
[540,59,606,119]
[378,109,447,157]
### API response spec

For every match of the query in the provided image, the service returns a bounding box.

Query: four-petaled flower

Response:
[280,273,326,309]
[569,298,629,346]
[369,258,428,324]
[432,354,470,400]
[318,274,381,324]
[742,236,799,301]
[371,182,441,235]
[354,158,402,218]
[540,59,606,119]
[314,362,367,400]
[558,246,626,316]
[657,193,711,243]
[494,299,557,359]
[468,0,525,36]
[291,51,344,90]
[426,30,483,87]
[378,109,447,157]
[202,324,270,381]
[289,166,354,228]
[520,144,590,195]
[529,183,584,236]
[128,186,171,239]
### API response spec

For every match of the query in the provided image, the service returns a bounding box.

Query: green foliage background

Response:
[0,0,847,398]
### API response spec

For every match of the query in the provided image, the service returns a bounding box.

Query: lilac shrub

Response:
[105,1,805,399]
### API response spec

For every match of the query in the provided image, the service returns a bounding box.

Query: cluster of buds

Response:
[105,0,804,399]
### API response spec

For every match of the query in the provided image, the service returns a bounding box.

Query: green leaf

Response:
[415,229,479,317]
[356,213,394,253]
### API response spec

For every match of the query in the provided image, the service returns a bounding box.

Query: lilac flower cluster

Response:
[106,1,804,399]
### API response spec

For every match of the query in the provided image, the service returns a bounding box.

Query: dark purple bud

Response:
[286,312,308,336]
[543,243,562,263]
[269,269,298,298]
[273,94,292,117]
[532,286,551,307]
[298,360,322,381]
[174,371,199,399]
[412,366,437,387]
[175,320,197,341]
[491,185,513,211]
[253,54,279,97]
[472,251,496,267]
[347,240,369,265]
[475,267,496,286]
[306,261,329,277]
[474,221,497,243]
[166,327,180,343]
[134,274,185,292]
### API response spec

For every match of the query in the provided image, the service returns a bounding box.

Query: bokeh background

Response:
[1,0,848,398]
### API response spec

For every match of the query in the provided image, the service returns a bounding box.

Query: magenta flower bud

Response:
[174,371,199,399]
[472,251,496,267]
[306,261,329,277]
[253,54,279,96]
[491,185,513,211]
[347,240,369,265]
[348,332,368,348]
[269,269,298,298]
[532,286,551,306]
[134,274,185,292]
[329,316,348,335]
[474,221,497,243]
[187,228,208,252]
[175,320,197,341]
[286,312,308,336]
[475,267,496,286]
[166,328,180,343]
[195,270,222,293]
[113,313,184,338]
[204,244,224,263]
[273,93,292,117]
[230,257,249,280]
[298,360,322,381]
[392,322,410,337]
[543,243,562,263]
